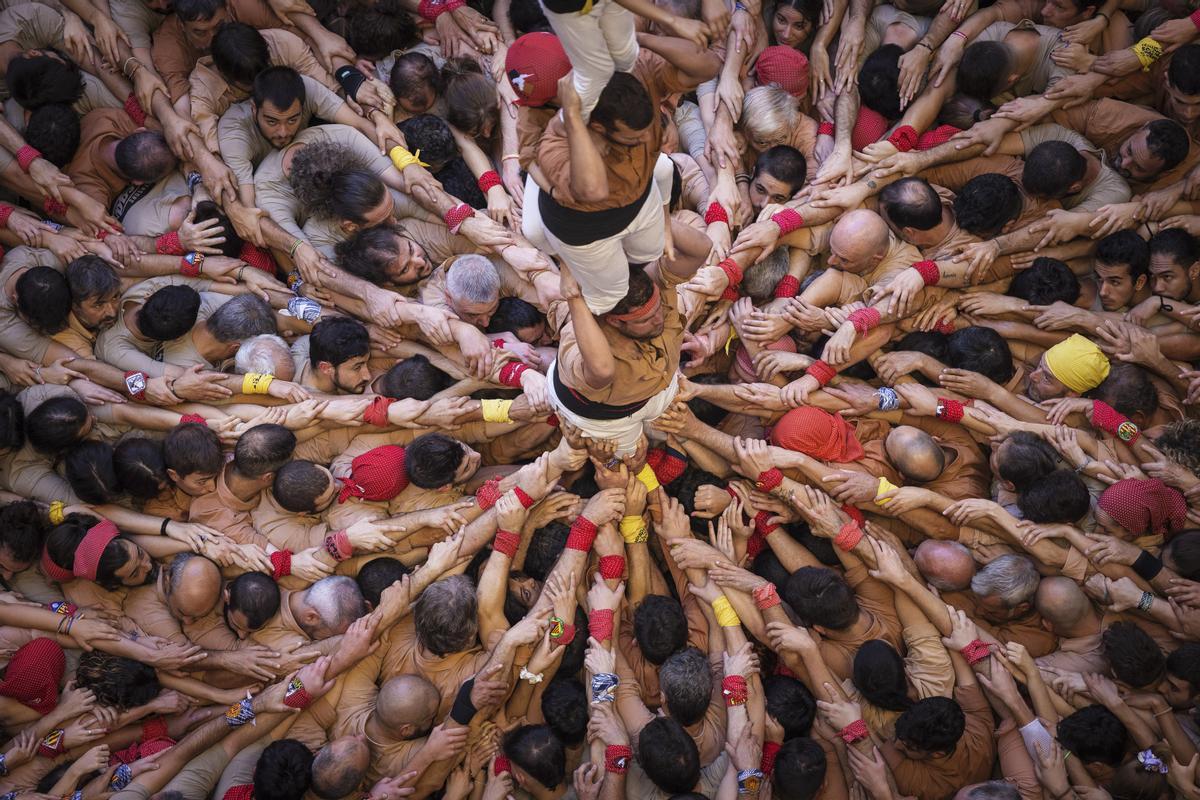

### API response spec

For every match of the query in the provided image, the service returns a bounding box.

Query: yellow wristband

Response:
[875,476,899,505]
[48,500,65,525]
[636,464,661,493]
[724,326,739,355]
[619,515,648,544]
[388,145,430,172]
[242,372,275,395]
[712,595,741,627]
[1132,36,1163,70]
[481,398,514,424]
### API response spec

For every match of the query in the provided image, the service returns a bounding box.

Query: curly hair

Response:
[288,141,380,222]
[1155,419,1200,477]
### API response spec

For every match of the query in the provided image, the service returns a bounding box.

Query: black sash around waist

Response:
[552,363,650,421]
[539,175,653,246]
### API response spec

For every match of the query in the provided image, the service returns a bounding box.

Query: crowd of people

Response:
[1,0,1200,794]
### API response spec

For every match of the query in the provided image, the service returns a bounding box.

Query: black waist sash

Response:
[552,363,650,421]
[539,176,653,246]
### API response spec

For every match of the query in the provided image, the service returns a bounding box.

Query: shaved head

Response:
[885,426,946,483]
[1035,577,1094,633]
[829,209,890,273]
[311,736,369,799]
[166,553,221,621]
[914,540,975,591]
[375,674,439,737]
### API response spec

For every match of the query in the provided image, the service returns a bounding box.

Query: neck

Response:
[126,304,150,342]
[1079,151,1102,190]
[926,207,956,246]
[826,611,873,641]
[226,467,264,502]
[364,713,398,745]
[308,367,335,394]
[191,325,225,362]
[1006,33,1039,78]
[101,140,122,175]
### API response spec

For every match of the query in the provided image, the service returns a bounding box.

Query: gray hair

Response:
[413,574,478,656]
[304,575,365,638]
[963,782,1021,800]
[659,647,712,726]
[742,247,789,302]
[234,334,292,377]
[741,85,800,146]
[205,294,277,343]
[970,554,1040,608]
[445,254,501,305]
[165,552,195,593]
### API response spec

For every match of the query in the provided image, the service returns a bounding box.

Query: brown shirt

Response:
[816,561,902,682]
[379,616,488,720]
[884,684,996,800]
[942,590,1058,658]
[123,575,189,645]
[188,466,264,547]
[65,109,138,207]
[515,105,555,172]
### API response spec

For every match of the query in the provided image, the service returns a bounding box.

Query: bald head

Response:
[375,674,440,737]
[830,210,890,272]
[311,736,369,799]
[914,540,975,591]
[1035,577,1095,633]
[166,553,221,621]
[885,426,946,483]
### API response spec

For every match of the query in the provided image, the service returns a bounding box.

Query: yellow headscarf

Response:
[1043,334,1110,394]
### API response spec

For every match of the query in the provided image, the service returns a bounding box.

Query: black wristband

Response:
[1132,550,1163,582]
[449,678,477,725]
[161,517,170,536]
[335,65,367,101]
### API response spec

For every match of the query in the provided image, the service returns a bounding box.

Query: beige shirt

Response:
[65,108,139,207]
[120,171,190,236]
[975,19,1069,97]
[0,246,60,363]
[1018,123,1131,212]
[93,275,218,377]
[187,465,264,547]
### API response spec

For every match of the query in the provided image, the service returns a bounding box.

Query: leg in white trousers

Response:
[540,0,639,120]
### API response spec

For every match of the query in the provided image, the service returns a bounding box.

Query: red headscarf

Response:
[337,445,409,503]
[0,638,65,714]
[1098,478,1188,539]
[769,407,864,462]
[41,519,120,582]
[755,46,810,98]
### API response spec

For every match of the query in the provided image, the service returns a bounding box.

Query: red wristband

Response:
[913,260,940,286]
[771,207,804,235]
[722,675,748,706]
[493,529,520,558]
[848,307,882,334]
[887,125,918,152]
[1191,7,1200,28]
[417,0,460,19]
[492,756,511,776]
[38,729,65,758]
[934,318,956,335]
[16,145,42,172]
[589,608,615,641]
[752,582,781,610]
[834,521,863,551]
[475,476,502,510]
[839,719,869,743]
[477,170,501,193]
[936,397,965,424]
[124,93,147,126]
[704,201,729,226]
[156,231,183,256]
[960,639,992,665]
[363,396,395,427]
[180,252,202,277]
[605,744,633,774]
[806,359,837,386]
[124,370,147,400]
[513,486,535,508]
[270,549,291,580]
[773,274,801,298]
[1092,400,1140,443]
[498,360,528,388]
[0,203,14,228]
[755,468,783,492]
[43,197,67,217]
[761,741,781,776]
[443,203,473,234]
[282,676,312,709]
[717,257,744,301]
[818,121,835,137]
[598,554,626,580]
[566,515,598,551]
[324,529,353,562]
[753,509,779,537]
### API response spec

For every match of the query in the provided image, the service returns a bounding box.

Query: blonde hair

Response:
[740,85,800,146]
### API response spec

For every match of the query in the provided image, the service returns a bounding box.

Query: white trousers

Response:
[548,362,679,456]
[541,0,639,120]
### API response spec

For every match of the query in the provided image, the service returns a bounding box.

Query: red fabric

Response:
[771,208,804,235]
[722,675,748,705]
[179,413,205,425]
[913,260,940,286]
[839,719,869,743]
[754,512,779,539]
[566,516,598,551]
[124,93,146,126]
[1098,478,1189,538]
[222,784,254,800]
[43,197,67,217]
[755,46,809,97]
[746,531,765,559]
[155,231,183,256]
[324,529,352,562]
[755,468,783,492]
[704,202,729,226]
[817,121,835,137]
[75,520,119,581]
[598,554,625,580]
[270,549,291,580]
[475,477,502,510]
[477,170,501,193]
[0,638,64,714]
[605,744,633,774]
[505,32,570,107]
[934,318,956,335]
[735,333,795,379]
[848,307,881,333]
[960,639,991,665]
[443,203,473,232]
[493,529,520,557]
[843,504,865,525]
[336,445,408,503]
[16,145,41,172]
[0,203,14,228]
[1092,400,1140,443]
[762,742,781,776]
[41,548,73,582]
[545,413,560,427]
[650,449,687,485]
[238,243,277,274]
[916,124,960,150]
[493,756,511,776]
[513,487,535,508]
[282,682,312,709]
[806,359,836,386]
[770,406,864,461]
[753,583,781,610]
[180,253,202,277]
[835,521,863,551]
[774,275,801,298]
[362,396,395,427]
[417,0,461,19]
[718,258,744,301]
[852,107,890,150]
[937,397,965,424]
[589,608,615,641]
[1192,7,1200,28]
[887,125,918,152]
[498,361,528,387]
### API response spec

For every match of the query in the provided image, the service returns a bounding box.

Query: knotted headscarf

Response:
[769,407,865,462]
[337,445,409,503]
[1098,478,1188,539]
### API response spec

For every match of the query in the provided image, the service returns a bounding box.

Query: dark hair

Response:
[0,392,22,453]
[509,0,551,32]
[174,0,225,21]
[254,740,314,800]
[434,158,487,209]
[0,500,47,564]
[1093,363,1158,419]
[591,72,653,133]
[1167,642,1200,689]
[486,297,545,336]
[1007,257,1081,305]
[6,51,83,109]
[880,177,942,231]
[397,114,458,172]
[375,354,454,401]
[273,460,331,513]
[75,651,160,709]
[1023,141,1086,198]
[114,438,168,500]
[895,331,949,368]
[114,130,176,184]
[763,675,816,738]
[782,567,859,630]
[66,255,120,304]
[227,571,282,629]
[953,172,1023,237]
[996,431,1057,492]
[1149,227,1198,267]
[523,522,569,582]
[773,738,827,800]
[1102,621,1166,688]
[857,44,903,120]
[442,58,499,140]
[633,594,688,665]
[1057,705,1129,765]
[636,717,700,794]
[205,294,276,342]
[211,22,268,87]
[1096,230,1150,280]
[388,52,441,108]
[1163,531,1200,580]
[252,65,306,114]
[609,266,656,317]
[164,421,223,479]
[502,725,564,789]
[335,222,411,285]
[405,433,466,488]
[343,3,418,59]
[355,556,410,608]
[45,513,138,591]
[24,104,80,167]
[894,696,966,755]
[853,639,912,712]
[753,145,807,195]
[1169,44,1200,95]
[65,441,119,505]
[660,647,712,726]
[289,142,385,224]
[946,326,1014,384]
[541,679,587,746]
[1154,421,1200,479]
[15,266,70,334]
[26,396,88,455]
[234,424,296,478]
[1146,119,1190,172]
[139,285,201,341]
[1017,468,1091,523]
[685,374,729,427]
[309,316,369,369]
[958,40,1013,100]
[192,200,244,259]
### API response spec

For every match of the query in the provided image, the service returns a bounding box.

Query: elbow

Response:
[583,363,615,390]
[573,183,608,204]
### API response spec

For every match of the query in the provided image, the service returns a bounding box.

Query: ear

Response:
[1134,275,1148,291]
[317,361,335,378]
[1189,262,1200,281]
[1000,479,1016,492]
[1000,218,1021,234]
[339,220,358,235]
[223,585,231,604]
[166,468,181,483]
